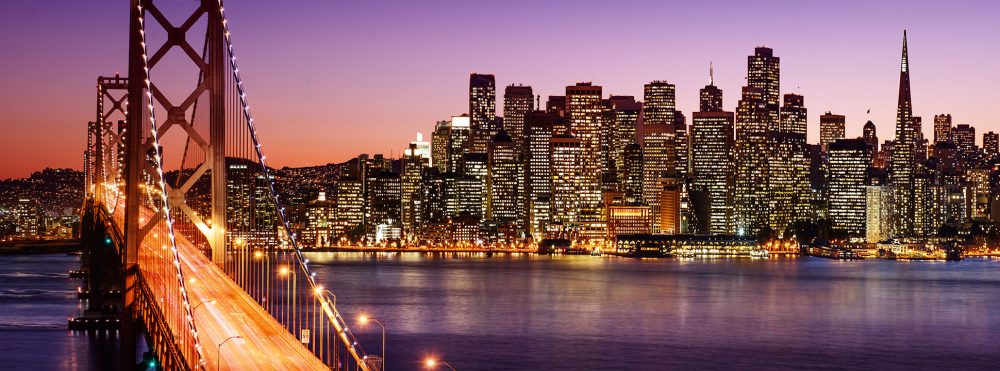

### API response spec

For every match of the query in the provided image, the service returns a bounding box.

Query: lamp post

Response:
[279,265,296,330]
[217,335,242,371]
[358,314,386,370]
[192,299,216,315]
[424,358,456,371]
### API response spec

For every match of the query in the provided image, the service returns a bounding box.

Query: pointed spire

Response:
[901,30,909,73]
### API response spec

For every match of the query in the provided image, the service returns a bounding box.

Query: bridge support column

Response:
[208,0,227,265]
[122,0,144,368]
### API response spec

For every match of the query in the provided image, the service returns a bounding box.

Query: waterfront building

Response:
[401,145,425,241]
[828,138,870,235]
[13,198,39,239]
[642,123,675,232]
[692,110,735,235]
[734,86,770,236]
[606,205,653,239]
[487,130,522,229]
[365,170,402,241]
[566,83,605,221]
[551,131,583,224]
[659,177,682,234]
[524,111,555,239]
[865,185,893,243]
[304,192,336,247]
[334,177,364,241]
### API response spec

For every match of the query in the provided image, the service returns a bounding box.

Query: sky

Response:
[1,0,998,178]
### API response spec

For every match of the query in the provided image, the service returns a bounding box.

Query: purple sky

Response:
[1,0,998,178]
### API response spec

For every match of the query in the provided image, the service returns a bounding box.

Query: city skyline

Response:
[2,0,1000,178]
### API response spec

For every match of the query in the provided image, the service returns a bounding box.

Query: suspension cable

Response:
[215,2,372,368]
[136,4,207,369]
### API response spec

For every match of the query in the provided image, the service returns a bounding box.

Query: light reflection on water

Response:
[1,253,998,370]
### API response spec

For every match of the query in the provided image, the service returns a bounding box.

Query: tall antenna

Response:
[709,62,714,85]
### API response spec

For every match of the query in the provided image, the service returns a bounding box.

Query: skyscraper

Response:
[469,73,497,153]
[401,144,425,241]
[734,86,770,236]
[609,95,641,179]
[819,112,846,152]
[779,94,807,136]
[891,30,917,236]
[643,81,677,126]
[934,114,953,143]
[952,124,977,165]
[828,138,870,235]
[447,115,471,174]
[700,64,724,113]
[692,109,735,235]
[747,47,781,131]
[565,82,604,220]
[431,120,450,173]
[863,120,879,160]
[503,84,534,152]
[551,131,583,224]
[524,111,555,239]
[983,131,999,158]
[642,123,675,233]
[486,130,521,228]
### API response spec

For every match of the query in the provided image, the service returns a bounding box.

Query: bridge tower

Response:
[123,0,227,367]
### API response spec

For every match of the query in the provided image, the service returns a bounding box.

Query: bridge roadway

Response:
[113,204,328,370]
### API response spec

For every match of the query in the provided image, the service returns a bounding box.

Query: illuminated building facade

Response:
[865,185,893,243]
[641,123,675,232]
[447,115,471,174]
[606,205,652,239]
[551,131,582,224]
[524,111,555,238]
[565,82,604,220]
[469,73,497,153]
[734,86,770,236]
[692,110,734,235]
[304,192,336,247]
[934,114,953,143]
[983,131,999,159]
[431,120,451,173]
[819,112,846,152]
[503,84,534,153]
[828,138,870,235]
[487,130,522,228]
[891,31,917,237]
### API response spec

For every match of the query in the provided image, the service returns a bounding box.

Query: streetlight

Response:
[358,314,386,369]
[424,358,456,370]
[217,335,242,371]
[279,265,296,330]
[192,299,216,314]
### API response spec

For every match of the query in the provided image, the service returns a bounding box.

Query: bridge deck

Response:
[116,205,328,370]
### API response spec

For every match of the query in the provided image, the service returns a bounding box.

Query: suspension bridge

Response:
[77,1,379,369]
